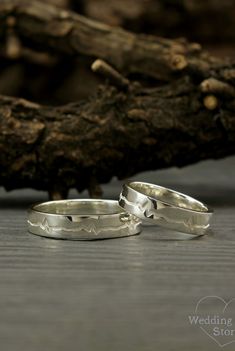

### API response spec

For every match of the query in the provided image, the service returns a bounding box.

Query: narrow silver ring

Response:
[28,199,141,240]
[119,182,213,235]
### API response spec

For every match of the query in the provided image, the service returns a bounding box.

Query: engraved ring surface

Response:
[28,199,142,240]
[119,182,213,235]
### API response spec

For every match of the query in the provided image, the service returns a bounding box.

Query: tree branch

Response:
[0,0,231,82]
[0,78,235,197]
[0,0,235,198]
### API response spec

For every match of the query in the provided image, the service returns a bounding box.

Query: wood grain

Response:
[1,1,235,199]
[0,156,235,351]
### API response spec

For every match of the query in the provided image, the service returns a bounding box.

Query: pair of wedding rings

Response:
[27,182,213,240]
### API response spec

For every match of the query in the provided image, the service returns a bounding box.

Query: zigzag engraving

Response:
[28,216,139,236]
[120,194,209,232]
[119,193,153,218]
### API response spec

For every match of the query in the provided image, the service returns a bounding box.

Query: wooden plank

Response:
[0,156,235,351]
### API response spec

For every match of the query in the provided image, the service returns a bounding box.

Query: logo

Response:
[188,296,235,347]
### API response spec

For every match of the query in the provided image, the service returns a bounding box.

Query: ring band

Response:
[28,199,141,240]
[119,182,213,235]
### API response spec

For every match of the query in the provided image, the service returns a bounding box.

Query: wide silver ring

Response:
[28,199,141,240]
[119,182,213,235]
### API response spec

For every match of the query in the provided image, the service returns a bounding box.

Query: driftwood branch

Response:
[0,78,235,197]
[0,0,230,82]
[0,0,235,198]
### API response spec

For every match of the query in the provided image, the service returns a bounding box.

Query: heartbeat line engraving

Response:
[119,194,152,216]
[28,216,140,236]
[119,194,209,232]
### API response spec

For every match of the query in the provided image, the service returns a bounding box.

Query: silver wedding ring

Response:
[27,182,213,240]
[28,199,142,240]
[119,182,213,235]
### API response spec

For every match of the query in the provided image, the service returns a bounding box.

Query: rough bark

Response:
[1,0,235,104]
[0,0,235,198]
[0,78,235,197]
[0,0,229,83]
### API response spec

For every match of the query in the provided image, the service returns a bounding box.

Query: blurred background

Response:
[1,0,235,106]
[0,3,235,351]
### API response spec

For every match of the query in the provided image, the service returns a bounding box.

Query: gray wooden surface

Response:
[0,157,235,351]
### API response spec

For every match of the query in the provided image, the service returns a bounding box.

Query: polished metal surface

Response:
[28,199,141,240]
[1,156,235,351]
[119,182,213,235]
